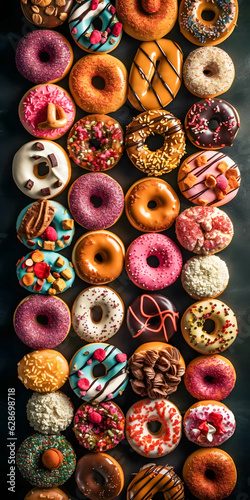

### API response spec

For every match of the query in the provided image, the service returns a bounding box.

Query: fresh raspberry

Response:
[90,30,102,44]
[34,262,51,279]
[77,378,90,391]
[112,22,122,37]
[116,353,127,363]
[88,411,102,423]
[93,348,106,362]
[41,226,57,241]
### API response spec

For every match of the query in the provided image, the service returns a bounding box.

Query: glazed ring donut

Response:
[184,98,240,149]
[125,177,180,232]
[72,230,125,285]
[183,47,235,99]
[24,487,70,500]
[128,39,183,111]
[125,109,186,176]
[126,398,182,457]
[183,448,237,500]
[181,298,238,354]
[116,0,178,41]
[69,54,127,114]
[179,0,238,46]
[127,464,184,500]
[75,453,124,500]
[17,349,69,392]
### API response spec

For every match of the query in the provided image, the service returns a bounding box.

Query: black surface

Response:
[1,0,250,499]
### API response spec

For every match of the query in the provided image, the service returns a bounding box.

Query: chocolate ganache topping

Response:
[17,199,55,240]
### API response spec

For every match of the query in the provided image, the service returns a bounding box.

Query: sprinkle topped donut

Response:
[18,349,69,392]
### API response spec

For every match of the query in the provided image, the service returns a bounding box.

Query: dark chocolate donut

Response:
[21,0,74,29]
[127,294,179,343]
[75,453,124,500]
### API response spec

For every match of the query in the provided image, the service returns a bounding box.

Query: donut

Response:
[175,206,234,255]
[16,250,75,295]
[68,173,124,230]
[125,233,182,290]
[127,464,184,500]
[15,31,73,84]
[69,0,123,54]
[183,47,235,98]
[184,98,240,149]
[126,399,182,457]
[18,84,76,140]
[128,342,185,398]
[24,487,70,500]
[127,294,179,343]
[16,434,76,487]
[179,0,238,46]
[16,199,74,251]
[14,295,71,349]
[67,115,124,171]
[116,0,178,41]
[181,255,229,300]
[69,343,129,402]
[184,448,237,499]
[128,39,183,111]
[177,150,240,207]
[69,54,127,114]
[125,109,186,176]
[181,299,238,354]
[12,140,71,200]
[72,230,124,285]
[125,177,180,232]
[75,453,124,500]
[26,391,74,434]
[184,354,236,401]
[72,286,125,342]
[18,349,69,392]
[73,402,125,451]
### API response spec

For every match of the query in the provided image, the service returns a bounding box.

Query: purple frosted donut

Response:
[14,295,71,349]
[125,233,182,290]
[68,173,124,230]
[184,355,236,401]
[15,30,73,84]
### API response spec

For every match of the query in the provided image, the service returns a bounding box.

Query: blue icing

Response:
[16,201,74,252]
[69,343,128,402]
[17,250,75,294]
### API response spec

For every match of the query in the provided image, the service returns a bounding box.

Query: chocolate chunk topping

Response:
[41,187,51,196]
[48,153,58,167]
[54,180,62,188]
[25,179,34,190]
[32,155,41,160]
[34,142,45,151]
[17,199,55,240]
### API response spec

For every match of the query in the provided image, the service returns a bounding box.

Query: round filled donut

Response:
[184,98,240,149]
[184,354,236,401]
[126,398,182,457]
[125,177,180,232]
[125,233,182,290]
[179,0,238,46]
[18,349,69,393]
[26,391,74,435]
[20,0,73,28]
[181,298,238,354]
[75,453,124,500]
[69,343,128,402]
[72,286,124,343]
[68,173,124,230]
[67,115,124,171]
[15,30,73,84]
[181,255,229,300]
[125,109,186,176]
[127,464,184,500]
[69,54,127,114]
[14,295,71,349]
[116,0,178,41]
[183,47,235,98]
[72,230,124,285]
[69,0,122,54]
[18,84,76,140]
[24,487,70,500]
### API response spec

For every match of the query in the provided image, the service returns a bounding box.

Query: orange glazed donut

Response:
[69,54,127,114]
[183,448,237,500]
[116,0,178,41]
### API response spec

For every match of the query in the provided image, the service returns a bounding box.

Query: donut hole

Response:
[147,255,160,268]
[145,133,164,152]
[92,75,106,90]
[95,253,104,263]
[201,9,216,21]
[203,318,215,334]
[92,363,107,379]
[39,51,51,63]
[147,420,162,435]
[205,469,216,481]
[92,17,103,32]
[90,305,103,323]
[147,200,158,209]
[90,195,103,208]
[208,118,220,131]
[204,374,214,384]
[203,63,218,77]
[89,136,103,151]
[35,314,49,326]
[33,161,49,179]
[93,470,106,485]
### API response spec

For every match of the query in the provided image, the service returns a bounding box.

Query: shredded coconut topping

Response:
[181,255,229,299]
[27,391,74,434]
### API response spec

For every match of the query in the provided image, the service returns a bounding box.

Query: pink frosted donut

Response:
[125,233,182,290]
[184,355,236,401]
[15,31,73,84]
[68,173,124,230]
[18,84,76,140]
[175,206,234,255]
[14,295,71,349]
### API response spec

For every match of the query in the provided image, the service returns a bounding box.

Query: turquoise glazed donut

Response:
[16,199,74,252]
[69,343,128,402]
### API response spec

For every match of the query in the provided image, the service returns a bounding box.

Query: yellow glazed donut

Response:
[17,349,69,392]
[181,299,238,354]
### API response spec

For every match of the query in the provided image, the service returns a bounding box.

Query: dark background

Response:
[0,0,250,498]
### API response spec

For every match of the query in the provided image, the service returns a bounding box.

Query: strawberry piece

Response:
[112,22,122,37]
[116,353,127,363]
[42,226,58,242]
[77,378,90,391]
[91,0,99,9]
[93,348,106,362]
[216,175,228,191]
[90,30,102,44]
[34,262,51,279]
[88,411,102,423]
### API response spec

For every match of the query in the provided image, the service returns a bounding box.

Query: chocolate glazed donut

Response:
[21,0,74,28]
[127,294,179,343]
[75,453,124,500]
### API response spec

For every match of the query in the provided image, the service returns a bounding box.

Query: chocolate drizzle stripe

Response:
[154,40,182,79]
[178,152,226,182]
[126,122,183,150]
[128,466,183,500]
[69,3,92,28]
[128,466,167,500]
[94,11,116,50]
[138,46,175,99]
[89,367,127,402]
[128,83,147,111]
[132,61,163,107]
[127,114,181,135]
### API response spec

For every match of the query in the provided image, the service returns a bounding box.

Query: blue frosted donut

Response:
[69,343,128,402]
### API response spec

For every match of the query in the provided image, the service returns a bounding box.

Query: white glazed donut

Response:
[126,398,182,457]
[12,140,71,199]
[71,286,125,342]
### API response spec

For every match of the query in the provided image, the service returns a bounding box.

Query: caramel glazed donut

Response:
[127,464,184,500]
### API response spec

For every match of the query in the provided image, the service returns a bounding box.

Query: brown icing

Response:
[21,0,74,28]
[24,488,69,500]
[127,464,184,500]
[17,199,55,240]
[75,453,124,500]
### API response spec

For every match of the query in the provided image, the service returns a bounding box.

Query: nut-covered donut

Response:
[75,453,124,500]
[21,0,74,28]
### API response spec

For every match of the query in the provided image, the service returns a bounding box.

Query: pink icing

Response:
[126,233,182,290]
[184,404,236,447]
[185,357,236,401]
